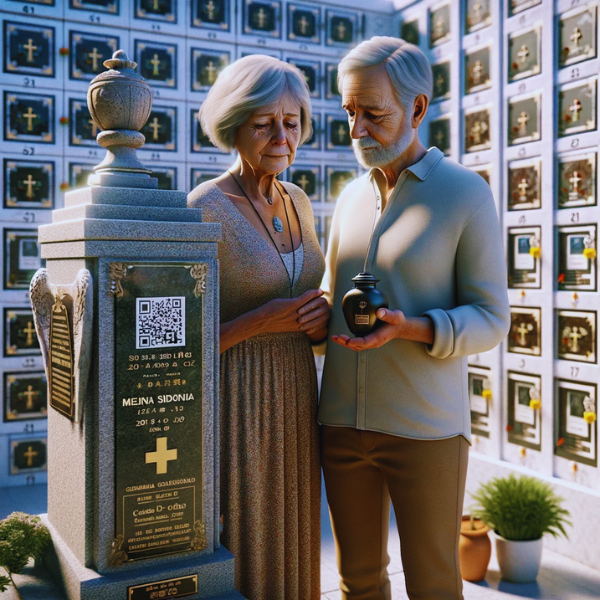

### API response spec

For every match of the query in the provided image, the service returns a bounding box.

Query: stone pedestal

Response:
[26,50,243,600]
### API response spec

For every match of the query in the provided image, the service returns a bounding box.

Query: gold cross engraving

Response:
[153,0,160,9]
[518,178,529,199]
[570,27,583,49]
[205,60,217,84]
[150,53,161,76]
[517,111,529,135]
[20,385,39,410]
[569,171,582,190]
[470,120,487,145]
[472,60,483,84]
[517,44,529,64]
[337,124,347,141]
[569,98,582,122]
[297,174,310,191]
[88,47,103,72]
[24,446,38,467]
[205,0,216,19]
[299,15,309,35]
[149,116,162,140]
[23,39,38,63]
[517,322,534,346]
[434,129,445,146]
[568,326,587,353]
[337,21,347,38]
[434,17,444,37]
[436,72,446,90]
[23,321,36,346]
[256,8,267,28]
[145,437,178,474]
[23,107,38,132]
[23,174,37,198]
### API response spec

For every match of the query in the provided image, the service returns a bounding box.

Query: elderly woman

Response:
[187,55,327,599]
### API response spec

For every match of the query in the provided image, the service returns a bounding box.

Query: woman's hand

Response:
[260,289,328,334]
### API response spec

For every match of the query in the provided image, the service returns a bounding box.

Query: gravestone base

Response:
[33,515,244,600]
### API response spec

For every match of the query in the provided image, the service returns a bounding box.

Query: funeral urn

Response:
[342,272,389,336]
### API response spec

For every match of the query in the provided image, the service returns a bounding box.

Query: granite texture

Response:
[52,203,204,224]
[466,452,600,572]
[38,219,222,244]
[64,186,187,208]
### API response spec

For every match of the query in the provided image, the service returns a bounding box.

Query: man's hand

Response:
[332,308,407,351]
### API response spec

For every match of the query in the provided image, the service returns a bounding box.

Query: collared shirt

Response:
[318,147,510,442]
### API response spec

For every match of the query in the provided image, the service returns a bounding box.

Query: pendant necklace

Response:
[228,171,296,297]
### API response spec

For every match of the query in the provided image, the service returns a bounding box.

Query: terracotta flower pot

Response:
[459,516,491,582]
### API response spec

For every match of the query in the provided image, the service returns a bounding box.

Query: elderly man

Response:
[319,37,510,599]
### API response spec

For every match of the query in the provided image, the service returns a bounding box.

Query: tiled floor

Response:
[2,482,600,600]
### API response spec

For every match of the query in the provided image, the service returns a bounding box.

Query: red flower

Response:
[558,273,565,283]
[59,182,69,191]
[512,62,519,70]
[59,117,68,125]
[564,47,570,54]
[59,47,69,56]
[565,115,571,122]
[506,424,513,432]
[557,437,565,447]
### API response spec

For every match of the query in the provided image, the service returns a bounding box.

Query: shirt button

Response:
[360,356,366,363]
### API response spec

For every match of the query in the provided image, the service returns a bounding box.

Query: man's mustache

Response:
[353,137,383,150]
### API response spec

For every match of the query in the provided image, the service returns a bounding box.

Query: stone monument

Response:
[28,50,242,600]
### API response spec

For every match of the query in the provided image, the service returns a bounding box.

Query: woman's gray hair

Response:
[199,54,313,151]
[337,36,433,111]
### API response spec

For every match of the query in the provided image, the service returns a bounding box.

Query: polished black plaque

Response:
[114,263,204,563]
[128,575,198,600]
[49,298,75,419]
[4,372,48,421]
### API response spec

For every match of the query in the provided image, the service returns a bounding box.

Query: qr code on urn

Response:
[136,296,186,349]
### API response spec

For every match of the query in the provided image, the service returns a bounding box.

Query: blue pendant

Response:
[273,216,284,233]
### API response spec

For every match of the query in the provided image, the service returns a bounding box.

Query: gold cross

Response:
[435,72,446,90]
[256,8,267,28]
[149,116,162,140]
[337,20,346,38]
[153,0,160,9]
[24,446,38,467]
[470,121,485,144]
[569,98,582,122]
[518,178,529,198]
[23,106,38,132]
[88,118,99,137]
[297,174,310,191]
[205,60,217,84]
[88,47,103,71]
[205,0,216,19]
[517,44,529,64]
[299,15,309,35]
[23,38,38,63]
[570,27,582,48]
[150,53,161,76]
[472,60,483,84]
[22,321,36,346]
[20,385,39,410]
[434,129,445,146]
[517,111,529,135]
[569,327,586,352]
[337,124,347,141]
[145,437,177,474]
[517,322,533,345]
[569,171,582,190]
[23,173,37,198]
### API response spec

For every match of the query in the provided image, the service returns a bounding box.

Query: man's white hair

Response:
[199,54,312,152]
[337,36,433,111]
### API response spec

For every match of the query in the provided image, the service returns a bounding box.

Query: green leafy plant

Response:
[471,474,571,541]
[0,512,51,599]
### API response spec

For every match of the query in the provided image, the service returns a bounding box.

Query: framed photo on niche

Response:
[557,224,597,291]
[507,371,542,451]
[507,226,541,288]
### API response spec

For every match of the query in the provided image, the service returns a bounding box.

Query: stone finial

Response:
[87,50,157,189]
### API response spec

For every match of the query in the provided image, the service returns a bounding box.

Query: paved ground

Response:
[2,482,600,599]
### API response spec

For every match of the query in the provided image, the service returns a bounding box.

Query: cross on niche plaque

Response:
[569,98,582,122]
[145,436,178,474]
[517,111,529,135]
[517,45,529,64]
[570,27,583,48]
[23,39,38,63]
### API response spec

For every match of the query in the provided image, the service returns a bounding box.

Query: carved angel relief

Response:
[29,268,93,423]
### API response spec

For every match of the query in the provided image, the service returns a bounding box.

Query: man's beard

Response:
[352,119,415,168]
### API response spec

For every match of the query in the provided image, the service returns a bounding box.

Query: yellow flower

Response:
[529,399,541,410]
[583,248,597,260]
[584,411,596,424]
[529,247,541,259]
[482,389,492,400]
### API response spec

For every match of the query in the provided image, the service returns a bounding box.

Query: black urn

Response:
[341,272,389,336]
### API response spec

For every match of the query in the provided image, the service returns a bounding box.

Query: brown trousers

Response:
[321,426,469,600]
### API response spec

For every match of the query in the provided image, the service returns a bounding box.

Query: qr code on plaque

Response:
[136,296,185,349]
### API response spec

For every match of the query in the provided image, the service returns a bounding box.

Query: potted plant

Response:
[471,473,571,583]
[459,513,491,582]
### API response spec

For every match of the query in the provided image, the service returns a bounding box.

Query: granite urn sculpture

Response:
[28,50,243,600]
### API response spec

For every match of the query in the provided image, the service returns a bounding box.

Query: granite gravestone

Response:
[29,50,242,600]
